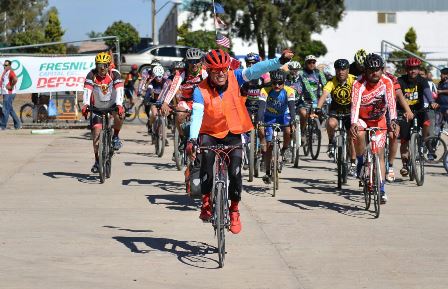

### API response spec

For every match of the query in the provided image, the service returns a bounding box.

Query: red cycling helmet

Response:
[405,57,422,68]
[204,49,231,69]
[131,64,138,70]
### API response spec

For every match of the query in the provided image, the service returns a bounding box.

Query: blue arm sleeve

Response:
[235,58,282,86]
[189,87,205,140]
[423,87,434,104]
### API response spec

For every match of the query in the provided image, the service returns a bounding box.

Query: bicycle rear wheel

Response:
[155,117,166,157]
[137,103,149,124]
[215,182,226,268]
[248,129,256,182]
[20,103,34,123]
[98,130,107,184]
[410,133,424,186]
[174,125,183,170]
[309,119,321,160]
[123,102,137,122]
[424,136,447,163]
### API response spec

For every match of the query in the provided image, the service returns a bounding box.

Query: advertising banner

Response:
[0,55,95,93]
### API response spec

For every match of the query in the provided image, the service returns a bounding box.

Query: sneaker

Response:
[91,161,99,173]
[262,174,272,184]
[327,144,335,159]
[348,163,357,177]
[112,136,122,150]
[199,195,212,221]
[381,193,388,204]
[229,210,242,234]
[400,166,409,177]
[386,167,395,182]
[427,153,436,162]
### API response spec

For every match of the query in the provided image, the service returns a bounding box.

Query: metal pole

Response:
[3,12,6,42]
[152,0,157,45]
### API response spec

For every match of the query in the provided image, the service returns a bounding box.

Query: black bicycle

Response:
[152,102,167,158]
[424,110,447,164]
[258,123,289,197]
[405,109,428,186]
[89,106,117,184]
[246,105,260,182]
[302,104,321,160]
[171,106,191,171]
[329,113,351,189]
[199,144,241,268]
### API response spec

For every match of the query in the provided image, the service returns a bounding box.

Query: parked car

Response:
[120,45,191,73]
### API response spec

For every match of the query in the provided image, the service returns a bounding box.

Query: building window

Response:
[378,12,396,24]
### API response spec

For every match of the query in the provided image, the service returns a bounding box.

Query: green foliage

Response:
[177,23,216,51]
[9,28,46,52]
[40,7,66,54]
[390,27,424,74]
[87,31,104,39]
[104,21,140,53]
[186,0,344,58]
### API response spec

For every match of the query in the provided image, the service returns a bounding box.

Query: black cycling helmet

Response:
[270,70,286,82]
[364,53,384,70]
[334,59,349,70]
[441,67,448,75]
[171,61,185,70]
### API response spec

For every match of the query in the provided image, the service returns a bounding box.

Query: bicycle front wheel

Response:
[373,154,381,218]
[443,152,448,174]
[272,140,279,197]
[293,127,300,168]
[174,125,182,170]
[215,182,226,268]
[410,133,424,186]
[98,130,107,184]
[337,146,343,189]
[424,136,447,163]
[155,117,166,157]
[309,119,321,160]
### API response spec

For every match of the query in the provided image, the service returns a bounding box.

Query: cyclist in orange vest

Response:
[186,48,294,234]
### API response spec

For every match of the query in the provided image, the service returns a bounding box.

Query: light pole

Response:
[151,0,181,46]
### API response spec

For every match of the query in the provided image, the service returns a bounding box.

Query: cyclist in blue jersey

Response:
[257,70,296,184]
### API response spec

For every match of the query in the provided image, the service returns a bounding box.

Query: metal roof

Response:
[345,0,448,11]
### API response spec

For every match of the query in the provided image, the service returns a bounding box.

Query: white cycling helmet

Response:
[152,65,165,78]
[288,61,301,70]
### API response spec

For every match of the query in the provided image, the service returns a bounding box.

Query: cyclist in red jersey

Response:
[350,53,399,204]
[161,48,207,138]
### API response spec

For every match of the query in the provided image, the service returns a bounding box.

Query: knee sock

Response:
[114,129,120,137]
[230,200,239,211]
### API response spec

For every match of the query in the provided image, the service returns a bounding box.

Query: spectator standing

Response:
[436,68,448,126]
[0,60,21,130]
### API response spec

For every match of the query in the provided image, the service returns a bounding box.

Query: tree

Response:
[104,21,140,53]
[390,27,424,73]
[87,31,104,39]
[177,23,216,51]
[186,0,344,58]
[0,0,48,43]
[40,7,65,54]
[9,28,46,52]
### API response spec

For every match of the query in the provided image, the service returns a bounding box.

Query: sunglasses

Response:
[210,67,229,74]
[272,81,284,86]
[307,61,316,64]
[96,63,109,69]
[187,59,202,65]
[3,64,9,67]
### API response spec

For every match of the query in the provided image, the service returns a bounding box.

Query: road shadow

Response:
[279,199,371,219]
[122,179,185,194]
[66,132,91,141]
[243,183,272,198]
[121,138,149,145]
[146,194,200,211]
[113,236,220,269]
[103,225,153,233]
[123,161,177,171]
[43,171,97,184]
[117,151,154,158]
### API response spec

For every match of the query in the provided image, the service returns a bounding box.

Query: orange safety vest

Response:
[198,72,254,139]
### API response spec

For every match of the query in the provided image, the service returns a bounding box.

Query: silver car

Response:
[120,45,191,73]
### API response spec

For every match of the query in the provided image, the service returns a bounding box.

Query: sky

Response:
[47,0,175,42]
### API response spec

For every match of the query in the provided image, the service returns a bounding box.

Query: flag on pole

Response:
[214,15,227,30]
[213,3,225,14]
[216,33,230,48]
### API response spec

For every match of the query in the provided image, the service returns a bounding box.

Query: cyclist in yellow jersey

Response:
[313,59,357,174]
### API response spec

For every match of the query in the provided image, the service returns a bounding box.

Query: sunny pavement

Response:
[0,124,447,289]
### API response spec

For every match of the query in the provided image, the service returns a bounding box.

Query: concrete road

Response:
[0,125,447,289]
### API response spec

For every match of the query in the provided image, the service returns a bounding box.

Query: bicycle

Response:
[424,110,447,164]
[258,122,289,197]
[359,127,387,219]
[289,114,301,168]
[88,106,116,184]
[302,103,321,160]
[246,105,260,182]
[198,144,242,268]
[152,102,167,158]
[405,109,428,186]
[20,94,49,124]
[170,106,191,171]
[328,113,351,189]
[443,150,448,174]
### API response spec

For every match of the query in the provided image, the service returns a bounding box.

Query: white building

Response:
[159,0,448,67]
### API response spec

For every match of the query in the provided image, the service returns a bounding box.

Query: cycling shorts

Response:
[124,87,134,99]
[90,105,117,128]
[398,111,429,141]
[297,99,317,110]
[264,114,291,142]
[328,110,351,131]
[357,117,387,149]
